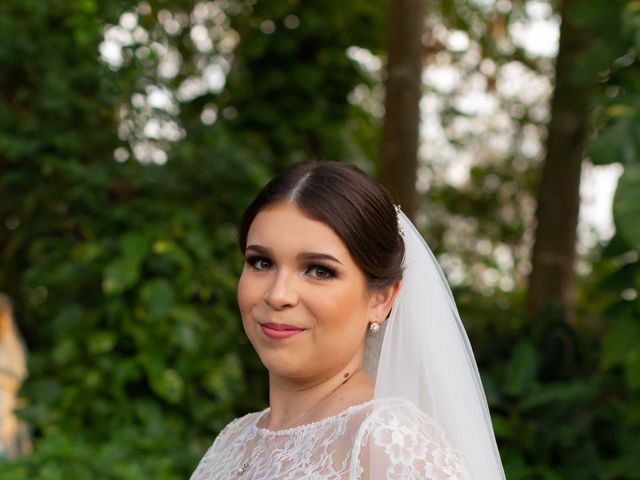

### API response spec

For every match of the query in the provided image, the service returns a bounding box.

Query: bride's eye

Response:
[246,255,272,271]
[307,264,336,280]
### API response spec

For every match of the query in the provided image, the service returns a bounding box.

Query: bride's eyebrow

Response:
[245,244,270,255]
[297,252,343,265]
[245,244,343,265]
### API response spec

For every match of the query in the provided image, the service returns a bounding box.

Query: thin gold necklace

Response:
[235,369,361,477]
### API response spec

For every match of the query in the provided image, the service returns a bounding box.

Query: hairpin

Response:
[394,204,405,236]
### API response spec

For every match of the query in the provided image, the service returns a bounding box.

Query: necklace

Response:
[235,368,362,477]
[235,462,249,476]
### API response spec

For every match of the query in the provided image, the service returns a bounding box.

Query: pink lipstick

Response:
[260,323,305,340]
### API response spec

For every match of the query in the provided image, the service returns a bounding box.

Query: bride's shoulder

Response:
[352,397,469,479]
[359,396,435,428]
[211,408,266,447]
[361,397,441,436]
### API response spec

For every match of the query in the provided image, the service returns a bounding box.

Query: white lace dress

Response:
[190,397,469,480]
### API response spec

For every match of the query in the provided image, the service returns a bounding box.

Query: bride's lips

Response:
[260,322,306,340]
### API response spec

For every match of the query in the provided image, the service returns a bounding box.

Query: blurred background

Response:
[0,0,639,478]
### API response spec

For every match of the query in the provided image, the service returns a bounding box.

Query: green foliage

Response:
[469,277,640,479]
[421,1,640,476]
[586,0,640,254]
[0,429,196,479]
[0,0,266,476]
[0,0,387,477]
[0,0,639,479]
[220,0,386,168]
[614,164,640,249]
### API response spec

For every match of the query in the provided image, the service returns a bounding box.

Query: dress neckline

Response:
[252,399,374,436]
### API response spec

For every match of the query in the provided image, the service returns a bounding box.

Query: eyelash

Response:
[245,256,272,270]
[244,255,337,280]
[307,264,337,280]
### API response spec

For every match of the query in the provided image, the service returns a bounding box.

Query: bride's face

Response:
[238,202,379,381]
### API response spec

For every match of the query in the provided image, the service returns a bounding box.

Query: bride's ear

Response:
[368,281,401,324]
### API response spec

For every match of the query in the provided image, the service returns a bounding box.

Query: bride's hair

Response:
[238,161,404,291]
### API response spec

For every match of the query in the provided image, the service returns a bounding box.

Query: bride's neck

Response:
[263,364,373,430]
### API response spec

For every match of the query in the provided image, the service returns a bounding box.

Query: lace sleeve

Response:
[349,399,470,480]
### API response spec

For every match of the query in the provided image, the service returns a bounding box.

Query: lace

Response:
[190,397,469,480]
[350,398,469,480]
[252,399,374,436]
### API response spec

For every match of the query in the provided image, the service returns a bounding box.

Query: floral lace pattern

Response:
[190,398,468,480]
[350,398,469,479]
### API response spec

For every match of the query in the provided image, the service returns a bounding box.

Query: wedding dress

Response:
[190,397,469,480]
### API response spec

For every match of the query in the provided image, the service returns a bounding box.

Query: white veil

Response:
[364,211,505,479]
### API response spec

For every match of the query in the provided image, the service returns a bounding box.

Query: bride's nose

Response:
[264,269,298,309]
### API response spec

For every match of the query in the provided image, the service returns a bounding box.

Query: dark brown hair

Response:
[238,161,404,290]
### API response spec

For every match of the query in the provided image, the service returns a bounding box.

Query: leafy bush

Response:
[1,0,638,478]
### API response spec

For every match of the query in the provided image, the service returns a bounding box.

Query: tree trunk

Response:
[526,0,589,322]
[379,0,425,220]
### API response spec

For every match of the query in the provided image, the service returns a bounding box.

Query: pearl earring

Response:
[369,322,380,334]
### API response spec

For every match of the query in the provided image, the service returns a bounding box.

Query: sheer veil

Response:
[363,211,505,479]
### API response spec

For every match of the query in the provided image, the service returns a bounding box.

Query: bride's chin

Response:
[261,354,330,383]
[258,351,306,377]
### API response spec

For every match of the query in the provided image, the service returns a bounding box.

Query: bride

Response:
[190,161,505,479]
